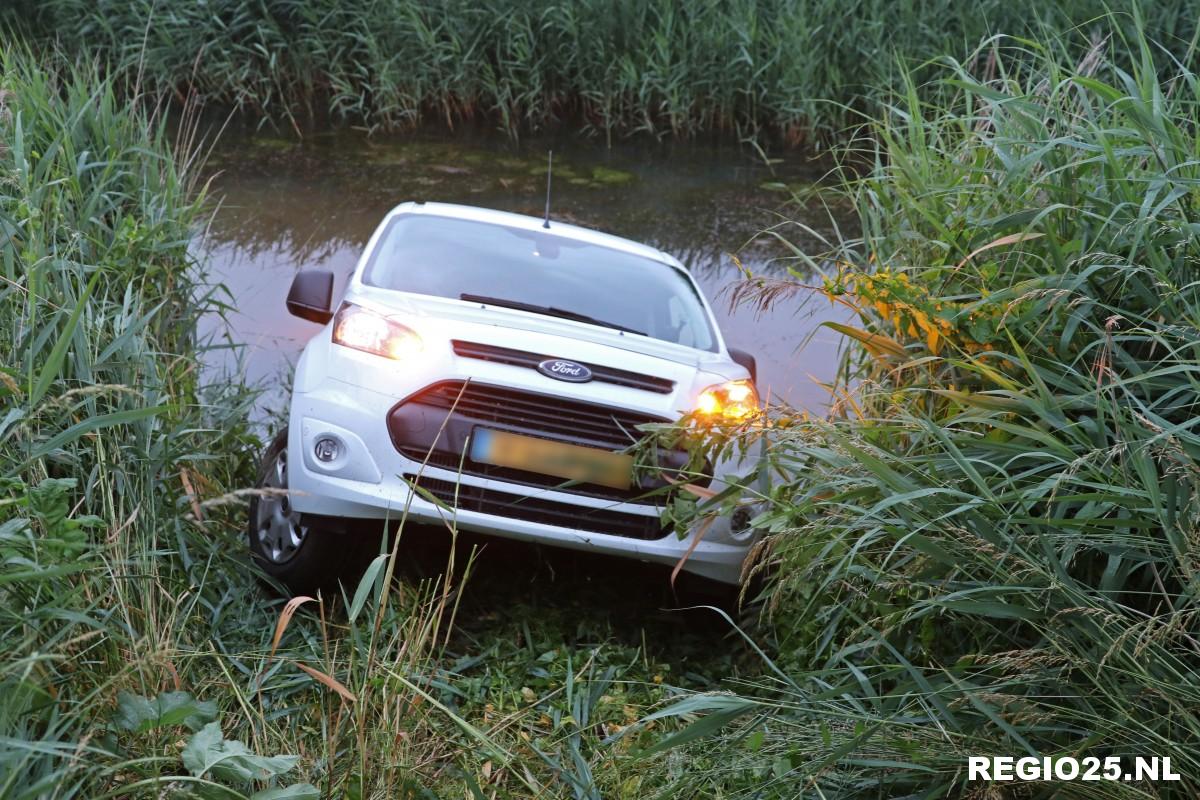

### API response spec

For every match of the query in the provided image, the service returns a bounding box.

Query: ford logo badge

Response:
[537,358,593,383]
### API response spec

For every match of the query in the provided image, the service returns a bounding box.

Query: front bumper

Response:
[287,379,754,584]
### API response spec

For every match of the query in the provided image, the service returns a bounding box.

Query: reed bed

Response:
[11,0,1200,141]
[0,45,254,795]
[642,22,1200,797]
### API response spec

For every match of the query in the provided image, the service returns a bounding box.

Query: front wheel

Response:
[247,429,380,596]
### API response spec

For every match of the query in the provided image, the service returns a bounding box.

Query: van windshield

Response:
[361,214,718,351]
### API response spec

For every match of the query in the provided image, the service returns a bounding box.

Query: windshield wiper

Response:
[460,294,646,336]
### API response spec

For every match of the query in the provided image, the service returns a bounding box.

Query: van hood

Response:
[348,286,739,375]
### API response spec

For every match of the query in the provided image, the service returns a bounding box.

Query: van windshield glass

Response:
[361,214,717,351]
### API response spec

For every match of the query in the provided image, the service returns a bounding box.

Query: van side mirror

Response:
[286,270,335,324]
[729,347,757,385]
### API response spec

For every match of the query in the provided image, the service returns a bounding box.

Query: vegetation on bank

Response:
[5,8,1200,800]
[6,0,1199,141]
[645,28,1200,796]
[0,48,280,796]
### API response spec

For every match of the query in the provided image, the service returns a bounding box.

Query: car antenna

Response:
[543,150,553,229]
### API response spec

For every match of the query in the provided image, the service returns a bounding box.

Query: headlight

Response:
[696,379,759,421]
[331,303,422,360]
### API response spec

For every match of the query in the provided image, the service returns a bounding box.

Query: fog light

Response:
[730,502,764,537]
[731,505,755,533]
[314,436,342,463]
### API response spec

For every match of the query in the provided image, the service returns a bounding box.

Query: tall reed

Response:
[642,22,1200,797]
[17,0,1200,141]
[0,42,273,794]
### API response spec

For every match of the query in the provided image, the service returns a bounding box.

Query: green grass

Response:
[641,18,1200,798]
[8,0,1200,141]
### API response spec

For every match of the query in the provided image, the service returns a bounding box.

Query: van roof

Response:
[387,201,679,268]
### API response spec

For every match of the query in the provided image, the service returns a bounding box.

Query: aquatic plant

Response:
[14,0,1200,141]
[9,6,1200,796]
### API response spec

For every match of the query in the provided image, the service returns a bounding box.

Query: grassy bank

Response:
[8,0,1199,141]
[643,26,1200,797]
[0,47,410,798]
[0,46,274,796]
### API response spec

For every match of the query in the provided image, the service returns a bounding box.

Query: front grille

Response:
[452,340,676,394]
[406,380,667,450]
[388,380,699,503]
[404,474,668,540]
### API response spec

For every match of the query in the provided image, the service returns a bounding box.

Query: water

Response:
[198,130,852,413]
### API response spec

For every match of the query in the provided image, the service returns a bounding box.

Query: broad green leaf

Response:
[639,695,758,754]
[17,404,174,471]
[182,722,299,783]
[29,269,100,407]
[113,690,217,733]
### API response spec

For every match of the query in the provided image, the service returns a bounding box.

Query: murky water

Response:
[198,130,852,413]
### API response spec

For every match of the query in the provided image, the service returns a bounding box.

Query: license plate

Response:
[470,428,633,491]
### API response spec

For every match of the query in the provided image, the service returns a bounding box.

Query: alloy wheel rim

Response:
[254,447,307,564]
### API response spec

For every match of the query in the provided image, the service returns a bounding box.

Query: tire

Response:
[247,429,381,597]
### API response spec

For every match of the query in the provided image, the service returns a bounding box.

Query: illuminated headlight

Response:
[696,379,759,421]
[332,303,422,360]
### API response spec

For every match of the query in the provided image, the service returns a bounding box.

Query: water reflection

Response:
[198,130,853,413]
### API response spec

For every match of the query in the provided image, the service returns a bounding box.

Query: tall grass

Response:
[0,43,281,795]
[642,23,1200,797]
[14,0,1200,141]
